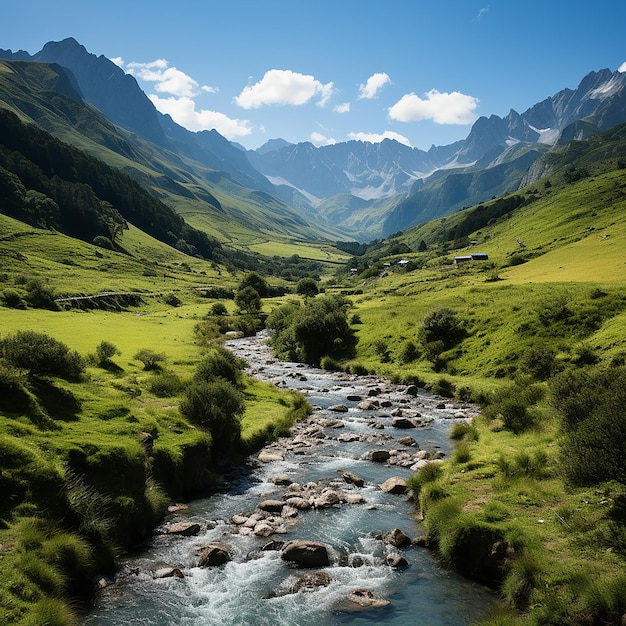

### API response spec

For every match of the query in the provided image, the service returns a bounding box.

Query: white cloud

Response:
[619,61,626,73]
[110,56,124,68]
[334,102,350,113]
[348,131,412,147]
[127,60,215,98]
[149,95,252,139]
[359,72,391,99]
[311,131,336,146]
[235,69,334,109]
[388,89,479,124]
[475,6,489,20]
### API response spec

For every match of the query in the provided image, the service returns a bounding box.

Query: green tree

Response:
[420,307,464,348]
[238,272,269,297]
[134,349,166,371]
[267,294,357,366]
[235,286,261,314]
[296,278,319,299]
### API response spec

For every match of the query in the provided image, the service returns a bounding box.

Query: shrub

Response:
[551,366,626,485]
[267,294,357,366]
[2,287,26,308]
[420,307,464,347]
[432,376,455,398]
[211,302,228,316]
[399,340,420,363]
[95,341,120,366]
[235,286,261,314]
[518,344,556,380]
[295,277,319,298]
[0,331,84,380]
[179,379,244,449]
[320,356,342,371]
[407,461,443,495]
[194,346,246,388]
[163,293,182,307]
[24,278,59,310]
[148,370,183,397]
[134,348,166,371]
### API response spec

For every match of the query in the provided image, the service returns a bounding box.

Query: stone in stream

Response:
[337,469,365,487]
[340,589,390,610]
[404,385,419,396]
[197,545,232,567]
[386,552,409,568]
[328,404,349,412]
[357,399,379,410]
[380,477,408,495]
[273,474,293,486]
[382,528,412,548]
[392,416,416,429]
[152,566,185,579]
[398,436,419,447]
[369,450,391,463]
[281,540,331,567]
[164,522,201,536]
[258,499,284,513]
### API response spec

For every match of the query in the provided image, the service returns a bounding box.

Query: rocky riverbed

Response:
[84,332,494,626]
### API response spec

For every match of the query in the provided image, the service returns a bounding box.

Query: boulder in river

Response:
[386,552,409,568]
[328,404,349,412]
[338,470,365,487]
[198,545,232,567]
[382,528,412,548]
[392,417,416,429]
[370,450,391,463]
[258,499,284,513]
[343,588,390,610]
[281,540,331,567]
[380,477,408,495]
[152,566,185,579]
[164,522,201,536]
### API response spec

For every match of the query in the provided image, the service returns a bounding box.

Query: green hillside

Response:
[0,59,340,248]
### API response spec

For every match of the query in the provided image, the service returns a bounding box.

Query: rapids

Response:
[84,332,496,625]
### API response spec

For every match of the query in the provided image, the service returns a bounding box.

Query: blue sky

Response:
[2,1,625,151]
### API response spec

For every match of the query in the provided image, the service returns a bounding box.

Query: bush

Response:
[148,370,183,397]
[211,302,228,316]
[95,341,120,366]
[267,294,357,366]
[2,287,26,308]
[179,379,244,449]
[399,340,420,363]
[518,344,556,380]
[194,346,246,388]
[420,307,464,347]
[235,286,261,314]
[551,366,626,485]
[134,348,166,371]
[24,278,59,310]
[0,331,84,380]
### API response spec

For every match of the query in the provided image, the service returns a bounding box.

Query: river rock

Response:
[346,394,362,401]
[281,540,331,567]
[329,404,349,412]
[392,417,416,429]
[338,470,365,487]
[152,566,185,579]
[382,528,412,548]
[258,499,284,513]
[291,571,332,592]
[198,545,232,567]
[357,399,379,410]
[258,450,285,462]
[380,477,408,495]
[337,433,361,442]
[386,552,409,568]
[405,385,419,396]
[284,496,312,511]
[167,503,189,514]
[314,489,343,509]
[370,450,391,463]
[273,474,293,486]
[164,522,201,536]
[345,589,390,609]
[398,436,419,447]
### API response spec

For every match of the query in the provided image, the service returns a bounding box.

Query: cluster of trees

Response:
[267,294,357,366]
[0,108,221,258]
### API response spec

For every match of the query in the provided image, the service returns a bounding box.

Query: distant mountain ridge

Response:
[1,38,625,243]
[250,68,626,238]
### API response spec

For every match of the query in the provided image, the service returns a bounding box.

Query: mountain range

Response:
[1,37,625,244]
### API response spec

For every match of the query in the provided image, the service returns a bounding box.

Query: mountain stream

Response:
[84,332,496,625]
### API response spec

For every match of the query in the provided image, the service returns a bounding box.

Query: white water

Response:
[84,333,496,625]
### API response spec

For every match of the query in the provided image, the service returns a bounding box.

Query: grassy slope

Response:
[330,167,626,624]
